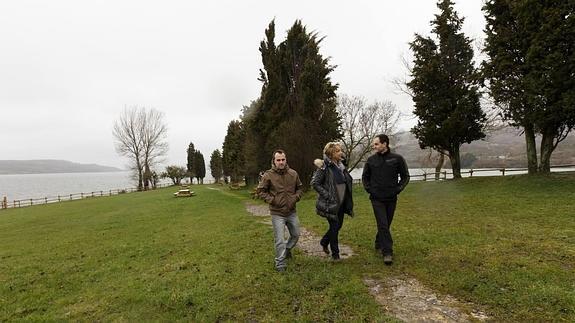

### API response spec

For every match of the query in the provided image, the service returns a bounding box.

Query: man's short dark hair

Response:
[272,149,286,159]
[376,134,390,146]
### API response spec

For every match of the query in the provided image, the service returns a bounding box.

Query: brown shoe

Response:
[383,255,393,265]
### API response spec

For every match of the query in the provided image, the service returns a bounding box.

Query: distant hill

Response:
[0,160,123,174]
[394,127,575,168]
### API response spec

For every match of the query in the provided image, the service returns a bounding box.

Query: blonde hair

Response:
[323,142,342,159]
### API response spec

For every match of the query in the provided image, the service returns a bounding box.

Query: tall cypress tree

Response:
[408,0,486,178]
[209,149,223,184]
[186,142,196,184]
[194,151,206,184]
[241,99,268,185]
[222,120,246,184]
[250,20,341,185]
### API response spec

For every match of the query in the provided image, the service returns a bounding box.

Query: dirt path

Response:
[244,201,489,322]
[244,202,354,259]
[364,277,489,322]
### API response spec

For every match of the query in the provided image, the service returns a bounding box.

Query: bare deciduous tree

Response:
[113,107,145,190]
[337,94,400,171]
[141,109,168,190]
[113,107,168,191]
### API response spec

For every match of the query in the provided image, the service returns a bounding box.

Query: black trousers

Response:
[320,206,345,257]
[371,199,397,256]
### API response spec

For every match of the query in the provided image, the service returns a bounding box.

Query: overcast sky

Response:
[0,0,486,169]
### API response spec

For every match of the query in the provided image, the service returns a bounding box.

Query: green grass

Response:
[1,173,574,321]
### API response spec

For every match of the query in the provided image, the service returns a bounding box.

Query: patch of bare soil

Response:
[243,202,354,259]
[364,276,489,322]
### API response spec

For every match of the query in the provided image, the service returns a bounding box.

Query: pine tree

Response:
[408,0,486,178]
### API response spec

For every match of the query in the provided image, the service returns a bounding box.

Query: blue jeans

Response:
[271,212,300,269]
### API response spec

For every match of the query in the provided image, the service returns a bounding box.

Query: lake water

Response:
[0,171,170,201]
[2,167,573,202]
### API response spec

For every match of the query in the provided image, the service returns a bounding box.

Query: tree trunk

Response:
[143,164,151,190]
[435,153,445,180]
[450,146,462,179]
[524,124,538,175]
[136,161,143,191]
[539,128,555,174]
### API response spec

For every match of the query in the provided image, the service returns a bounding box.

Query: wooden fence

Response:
[2,165,574,210]
[351,164,575,185]
[1,183,173,210]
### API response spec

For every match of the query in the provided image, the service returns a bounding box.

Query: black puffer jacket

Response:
[311,158,354,220]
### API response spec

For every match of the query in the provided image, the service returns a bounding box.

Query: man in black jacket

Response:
[362,134,410,265]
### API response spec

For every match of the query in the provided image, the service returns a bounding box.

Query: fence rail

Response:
[352,164,575,185]
[3,165,574,210]
[1,183,173,210]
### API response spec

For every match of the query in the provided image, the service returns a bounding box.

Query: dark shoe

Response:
[383,254,393,265]
[331,254,340,260]
[285,248,292,259]
[320,242,330,255]
[276,267,287,273]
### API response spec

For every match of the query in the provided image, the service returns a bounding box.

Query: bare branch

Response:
[337,94,401,172]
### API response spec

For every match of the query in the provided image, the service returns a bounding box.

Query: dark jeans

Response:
[320,206,345,257]
[371,199,397,256]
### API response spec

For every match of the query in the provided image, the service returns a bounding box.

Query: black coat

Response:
[362,150,410,201]
[311,159,354,220]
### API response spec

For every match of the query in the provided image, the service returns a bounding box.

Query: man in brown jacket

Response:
[257,149,303,272]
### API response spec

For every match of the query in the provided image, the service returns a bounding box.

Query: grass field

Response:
[1,173,574,321]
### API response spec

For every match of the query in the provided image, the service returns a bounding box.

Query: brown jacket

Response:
[256,165,304,216]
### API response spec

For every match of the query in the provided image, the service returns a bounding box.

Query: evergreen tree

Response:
[247,20,341,185]
[209,149,223,184]
[222,120,246,184]
[408,0,486,178]
[482,0,575,173]
[186,142,196,183]
[194,151,206,184]
[240,99,268,185]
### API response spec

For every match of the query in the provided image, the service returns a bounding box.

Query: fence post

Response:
[81,192,84,199]
[30,198,33,206]
[45,197,48,204]
[423,173,427,181]
[58,195,61,202]
[469,169,474,178]
[100,191,103,196]
[501,168,506,176]
[443,171,447,180]
[70,194,72,200]
[1,196,6,209]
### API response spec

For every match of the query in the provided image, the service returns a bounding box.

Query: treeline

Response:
[219,0,574,183]
[113,1,573,185]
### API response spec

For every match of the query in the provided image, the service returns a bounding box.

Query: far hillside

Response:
[0,160,123,175]
[394,127,575,168]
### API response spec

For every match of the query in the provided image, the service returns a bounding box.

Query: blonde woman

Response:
[311,142,354,260]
